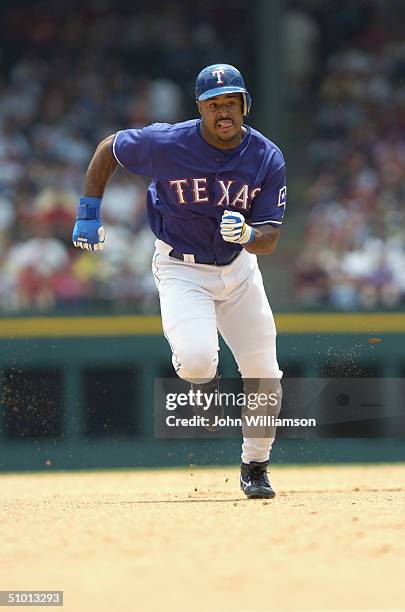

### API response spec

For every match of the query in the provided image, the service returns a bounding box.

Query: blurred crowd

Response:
[0,0,252,313]
[2,0,404,314]
[295,4,405,309]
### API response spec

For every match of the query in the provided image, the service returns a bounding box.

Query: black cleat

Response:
[191,374,223,432]
[240,461,276,499]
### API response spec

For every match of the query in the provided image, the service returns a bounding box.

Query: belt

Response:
[169,249,240,266]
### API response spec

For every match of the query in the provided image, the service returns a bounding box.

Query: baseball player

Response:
[72,64,286,499]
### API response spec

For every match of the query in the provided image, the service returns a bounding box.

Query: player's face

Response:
[198,94,244,148]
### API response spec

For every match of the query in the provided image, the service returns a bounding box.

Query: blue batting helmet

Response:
[195,63,252,117]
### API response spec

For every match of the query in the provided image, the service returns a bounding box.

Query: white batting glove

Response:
[220,210,254,244]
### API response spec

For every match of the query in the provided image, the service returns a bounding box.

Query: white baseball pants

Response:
[152,239,283,464]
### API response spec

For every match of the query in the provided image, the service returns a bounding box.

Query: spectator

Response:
[296,12,405,310]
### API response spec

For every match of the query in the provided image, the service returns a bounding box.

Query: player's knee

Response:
[176,347,218,382]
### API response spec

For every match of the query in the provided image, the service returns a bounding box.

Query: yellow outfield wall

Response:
[0,313,404,338]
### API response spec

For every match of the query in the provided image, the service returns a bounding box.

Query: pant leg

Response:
[216,253,282,463]
[153,247,219,384]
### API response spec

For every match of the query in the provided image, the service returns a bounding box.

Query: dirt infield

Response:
[0,464,404,612]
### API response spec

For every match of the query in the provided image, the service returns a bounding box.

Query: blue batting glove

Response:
[72,197,105,252]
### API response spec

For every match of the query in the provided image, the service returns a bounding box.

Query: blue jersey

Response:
[112,119,286,262]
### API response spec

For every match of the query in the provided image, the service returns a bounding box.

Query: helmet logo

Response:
[212,68,225,84]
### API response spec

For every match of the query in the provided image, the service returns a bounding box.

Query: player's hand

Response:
[220,210,254,244]
[72,197,105,251]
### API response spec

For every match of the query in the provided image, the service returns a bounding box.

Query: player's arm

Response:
[221,156,287,254]
[84,135,118,197]
[72,135,118,251]
[73,127,154,250]
[220,212,280,255]
[243,224,280,255]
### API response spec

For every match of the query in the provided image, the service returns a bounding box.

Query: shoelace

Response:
[250,466,271,488]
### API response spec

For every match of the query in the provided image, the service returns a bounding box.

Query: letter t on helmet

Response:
[195,63,252,117]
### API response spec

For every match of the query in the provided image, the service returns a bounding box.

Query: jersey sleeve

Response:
[112,128,154,176]
[249,159,287,227]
